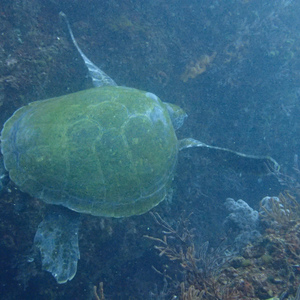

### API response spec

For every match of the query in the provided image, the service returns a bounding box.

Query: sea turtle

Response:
[0,12,279,284]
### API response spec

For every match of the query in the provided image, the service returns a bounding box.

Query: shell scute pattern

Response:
[1,86,178,217]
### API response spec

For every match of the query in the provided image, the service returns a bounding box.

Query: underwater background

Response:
[0,0,300,299]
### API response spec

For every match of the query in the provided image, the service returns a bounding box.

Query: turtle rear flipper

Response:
[34,207,80,284]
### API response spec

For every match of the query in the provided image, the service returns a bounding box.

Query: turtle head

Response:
[164,102,187,130]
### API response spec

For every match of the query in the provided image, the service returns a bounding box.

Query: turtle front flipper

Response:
[59,12,117,87]
[34,207,80,284]
[0,154,9,194]
[179,138,279,174]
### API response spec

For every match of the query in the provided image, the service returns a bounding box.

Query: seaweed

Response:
[145,212,234,299]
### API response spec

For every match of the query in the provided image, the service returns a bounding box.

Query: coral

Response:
[181,52,216,82]
[273,154,300,199]
[93,282,105,300]
[147,198,300,299]
[260,192,300,229]
[224,198,261,252]
[145,212,234,299]
[180,283,203,300]
[224,198,259,231]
